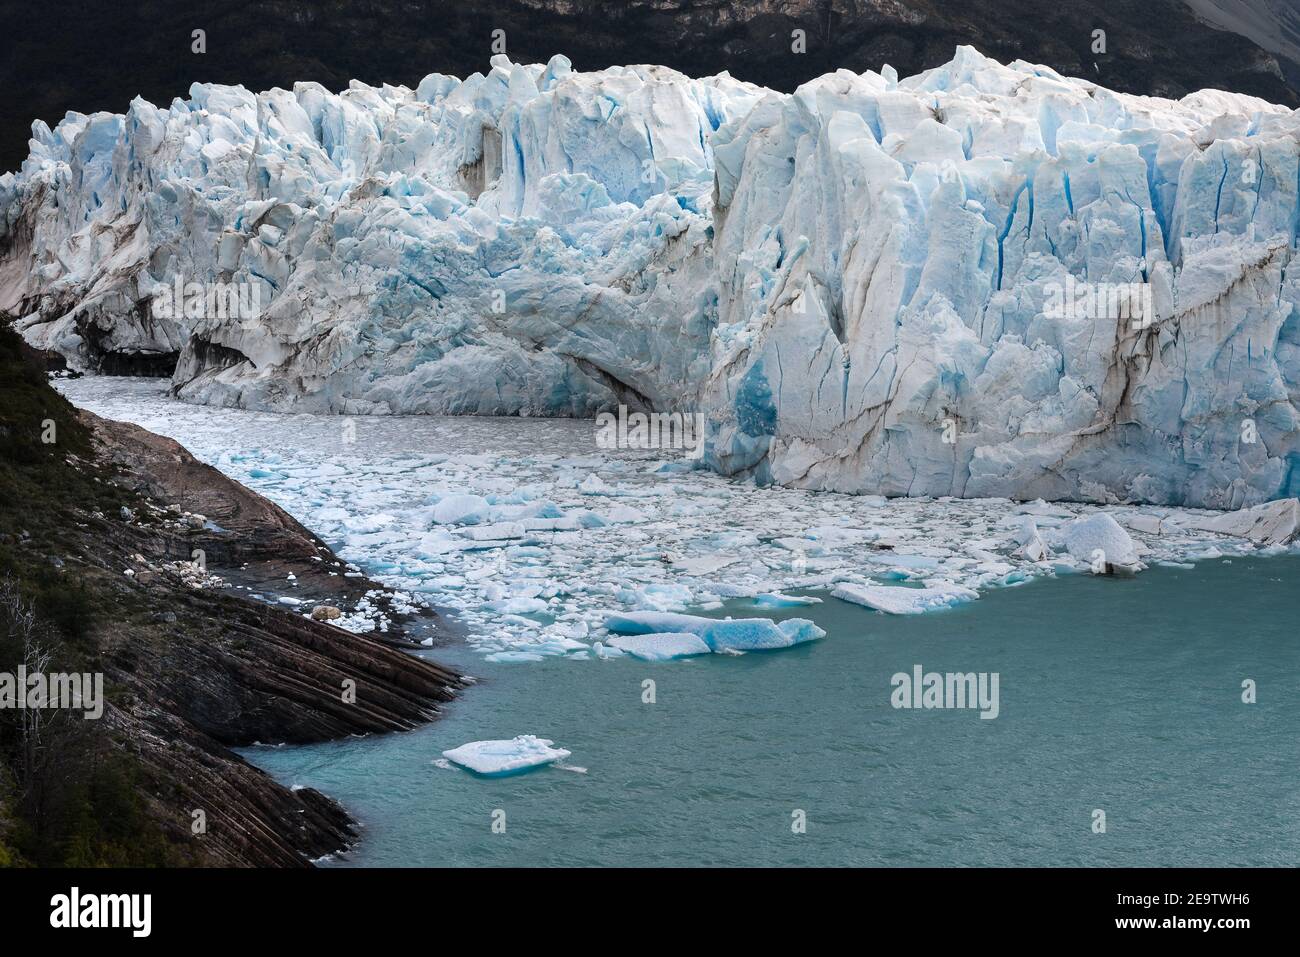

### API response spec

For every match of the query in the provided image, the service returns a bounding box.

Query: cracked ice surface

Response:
[56,378,1300,661]
[11,47,1300,507]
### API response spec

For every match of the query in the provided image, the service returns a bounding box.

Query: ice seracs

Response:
[9,48,1300,509]
[2,54,756,424]
[441,735,571,776]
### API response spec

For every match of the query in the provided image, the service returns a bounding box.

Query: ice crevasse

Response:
[5,46,1300,509]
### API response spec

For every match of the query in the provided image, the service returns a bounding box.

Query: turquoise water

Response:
[243,557,1300,867]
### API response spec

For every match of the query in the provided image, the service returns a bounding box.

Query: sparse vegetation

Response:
[0,318,456,868]
[0,321,184,866]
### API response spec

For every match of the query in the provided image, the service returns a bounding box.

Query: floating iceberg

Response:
[603,610,824,652]
[1015,517,1051,562]
[777,618,828,645]
[483,650,546,663]
[831,582,979,615]
[753,592,823,608]
[441,735,571,776]
[606,632,712,661]
[1062,513,1141,569]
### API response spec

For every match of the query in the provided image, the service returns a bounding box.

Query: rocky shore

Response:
[0,327,464,866]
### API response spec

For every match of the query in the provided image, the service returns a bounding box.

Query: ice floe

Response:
[441,735,571,776]
[831,582,979,615]
[753,592,823,608]
[604,610,824,652]
[606,632,712,661]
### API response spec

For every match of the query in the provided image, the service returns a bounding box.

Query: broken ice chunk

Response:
[831,582,978,614]
[484,650,546,663]
[602,504,647,523]
[432,493,490,525]
[872,553,941,571]
[603,610,803,651]
[605,611,724,635]
[753,592,823,607]
[459,521,528,540]
[1062,513,1140,570]
[777,618,826,644]
[1121,513,1167,536]
[699,618,797,651]
[482,596,549,615]
[1173,498,1300,546]
[607,632,712,661]
[441,735,571,776]
[670,555,744,575]
[1015,517,1051,562]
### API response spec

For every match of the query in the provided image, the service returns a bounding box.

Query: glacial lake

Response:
[58,378,1300,866]
[242,561,1300,866]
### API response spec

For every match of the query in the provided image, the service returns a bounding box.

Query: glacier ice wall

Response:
[0,55,760,414]
[4,47,1300,508]
[705,49,1300,508]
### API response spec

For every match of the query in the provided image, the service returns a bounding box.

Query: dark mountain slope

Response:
[0,325,462,866]
[2,0,1296,173]
[1183,0,1300,88]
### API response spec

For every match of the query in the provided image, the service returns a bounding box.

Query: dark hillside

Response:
[0,323,462,866]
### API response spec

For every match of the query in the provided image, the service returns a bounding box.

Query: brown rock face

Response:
[74,409,466,865]
[0,323,463,866]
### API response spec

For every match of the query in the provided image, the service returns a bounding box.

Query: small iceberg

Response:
[1062,513,1142,573]
[484,650,547,663]
[442,735,572,777]
[1014,517,1051,562]
[607,632,712,661]
[603,611,824,652]
[752,592,823,608]
[776,618,826,644]
[831,582,978,615]
[432,493,490,525]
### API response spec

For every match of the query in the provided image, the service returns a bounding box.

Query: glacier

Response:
[6,46,1300,508]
